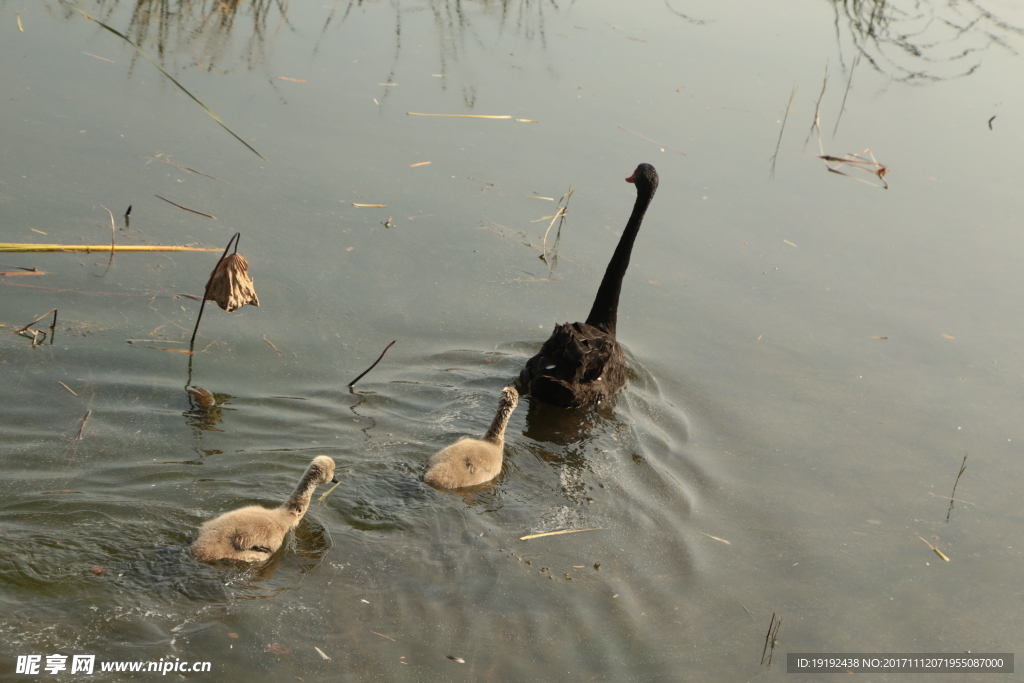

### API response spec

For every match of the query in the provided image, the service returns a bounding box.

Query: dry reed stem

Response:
[78,10,265,160]
[1,244,218,253]
[519,527,607,541]
[918,536,950,561]
[698,531,731,545]
[155,195,216,219]
[317,480,341,502]
[262,334,281,354]
[407,112,537,122]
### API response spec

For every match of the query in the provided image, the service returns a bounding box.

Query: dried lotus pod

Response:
[187,386,216,409]
[204,253,259,312]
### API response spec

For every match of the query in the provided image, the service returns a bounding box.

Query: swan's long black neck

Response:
[585,182,655,335]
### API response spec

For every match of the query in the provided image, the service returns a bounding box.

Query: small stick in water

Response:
[348,340,397,387]
[946,453,968,524]
[519,527,607,541]
[155,195,216,219]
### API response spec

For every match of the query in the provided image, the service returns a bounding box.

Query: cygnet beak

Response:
[331,475,339,484]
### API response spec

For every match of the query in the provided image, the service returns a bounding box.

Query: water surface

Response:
[3,0,1024,680]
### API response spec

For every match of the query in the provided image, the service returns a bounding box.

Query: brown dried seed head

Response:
[205,253,260,312]
[187,387,216,409]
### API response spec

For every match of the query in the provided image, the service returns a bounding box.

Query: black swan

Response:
[191,456,337,562]
[423,387,519,489]
[519,163,659,408]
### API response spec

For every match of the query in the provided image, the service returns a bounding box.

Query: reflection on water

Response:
[831,0,1024,81]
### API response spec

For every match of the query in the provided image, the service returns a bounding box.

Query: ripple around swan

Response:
[0,336,713,679]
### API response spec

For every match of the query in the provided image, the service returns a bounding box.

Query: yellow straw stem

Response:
[1,244,220,253]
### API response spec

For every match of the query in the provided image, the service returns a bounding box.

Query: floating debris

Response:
[820,149,889,189]
[519,528,608,541]
[1,244,217,253]
[407,112,537,122]
[155,195,216,219]
[919,535,950,562]
[698,531,731,545]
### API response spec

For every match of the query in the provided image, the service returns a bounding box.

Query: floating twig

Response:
[348,340,397,387]
[317,480,341,502]
[82,51,113,62]
[352,203,387,208]
[769,85,798,180]
[739,602,756,621]
[313,646,331,661]
[617,126,686,155]
[988,116,996,130]
[918,535,950,562]
[149,154,221,181]
[370,631,396,642]
[73,409,92,443]
[155,195,216,219]
[58,382,78,396]
[519,527,607,541]
[946,452,968,524]
[407,112,536,122]
[0,269,43,277]
[262,334,281,354]
[124,204,132,228]
[77,11,264,160]
[15,308,58,346]
[409,161,432,167]
[540,184,573,276]
[698,531,731,545]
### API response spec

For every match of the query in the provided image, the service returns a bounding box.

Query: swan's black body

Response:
[519,163,659,408]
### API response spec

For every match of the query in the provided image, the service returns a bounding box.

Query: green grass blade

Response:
[78,10,266,161]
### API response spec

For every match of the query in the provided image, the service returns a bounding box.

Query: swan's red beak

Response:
[625,172,636,183]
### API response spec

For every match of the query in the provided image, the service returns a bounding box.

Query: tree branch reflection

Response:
[831,0,1024,82]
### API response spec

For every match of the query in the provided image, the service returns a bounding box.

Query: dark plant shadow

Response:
[830,0,1024,82]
